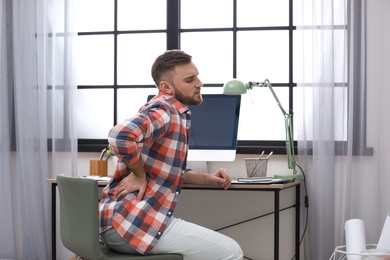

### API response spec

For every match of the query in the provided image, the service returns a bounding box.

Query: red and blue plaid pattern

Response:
[99,93,190,254]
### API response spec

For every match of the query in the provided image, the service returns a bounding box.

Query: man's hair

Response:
[151,50,192,87]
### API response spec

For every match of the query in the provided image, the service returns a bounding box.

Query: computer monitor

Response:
[148,94,241,162]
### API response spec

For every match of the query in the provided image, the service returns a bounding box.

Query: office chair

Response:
[57,175,183,260]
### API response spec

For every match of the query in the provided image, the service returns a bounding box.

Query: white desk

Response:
[47,178,301,260]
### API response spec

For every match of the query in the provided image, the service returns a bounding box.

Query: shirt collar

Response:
[155,92,190,114]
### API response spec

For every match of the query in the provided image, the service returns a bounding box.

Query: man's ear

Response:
[159,81,174,95]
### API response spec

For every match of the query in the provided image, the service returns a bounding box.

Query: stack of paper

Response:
[233,177,288,184]
[82,176,111,181]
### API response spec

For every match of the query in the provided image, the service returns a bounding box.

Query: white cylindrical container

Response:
[345,219,367,260]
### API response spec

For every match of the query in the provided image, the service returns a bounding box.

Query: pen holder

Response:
[245,158,268,178]
[89,160,108,176]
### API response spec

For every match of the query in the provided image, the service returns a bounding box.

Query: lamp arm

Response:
[258,79,297,173]
[285,114,297,173]
[259,79,288,116]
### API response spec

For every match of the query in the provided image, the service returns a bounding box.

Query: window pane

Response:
[293,0,345,26]
[238,87,289,140]
[47,37,65,86]
[117,33,166,85]
[294,85,347,141]
[237,31,289,83]
[74,0,114,32]
[48,89,65,138]
[118,0,166,30]
[181,32,233,84]
[293,29,308,83]
[117,88,159,123]
[181,0,233,29]
[76,35,114,85]
[293,29,346,83]
[77,89,114,139]
[237,0,289,27]
[334,86,348,141]
[199,87,224,95]
[334,29,347,82]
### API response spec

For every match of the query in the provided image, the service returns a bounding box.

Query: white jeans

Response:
[102,217,244,260]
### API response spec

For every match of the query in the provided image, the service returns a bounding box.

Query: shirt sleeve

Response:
[108,102,172,164]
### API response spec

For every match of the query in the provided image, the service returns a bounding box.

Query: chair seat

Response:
[99,244,183,260]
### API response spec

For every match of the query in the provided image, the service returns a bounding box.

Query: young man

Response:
[99,50,243,260]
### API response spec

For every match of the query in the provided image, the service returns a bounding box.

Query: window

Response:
[75,0,296,154]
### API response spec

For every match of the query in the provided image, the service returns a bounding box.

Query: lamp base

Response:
[274,174,303,181]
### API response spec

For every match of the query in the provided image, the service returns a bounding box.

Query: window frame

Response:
[77,0,296,154]
[76,0,372,157]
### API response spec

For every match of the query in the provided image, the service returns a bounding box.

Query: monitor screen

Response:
[148,94,241,162]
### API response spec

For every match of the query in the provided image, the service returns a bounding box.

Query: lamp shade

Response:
[223,79,247,95]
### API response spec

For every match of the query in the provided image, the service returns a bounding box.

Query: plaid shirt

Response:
[99,93,190,254]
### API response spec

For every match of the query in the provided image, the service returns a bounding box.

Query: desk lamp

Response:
[223,79,300,180]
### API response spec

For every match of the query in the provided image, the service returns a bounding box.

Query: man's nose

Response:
[196,78,203,88]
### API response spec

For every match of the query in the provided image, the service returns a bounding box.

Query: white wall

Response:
[366,0,390,133]
[361,0,390,245]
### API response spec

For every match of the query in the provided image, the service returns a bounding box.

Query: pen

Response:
[99,148,107,160]
[250,151,273,177]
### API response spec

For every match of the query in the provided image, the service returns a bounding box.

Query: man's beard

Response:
[172,86,203,106]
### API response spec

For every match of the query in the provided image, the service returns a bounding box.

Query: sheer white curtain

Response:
[0,0,77,259]
[295,0,390,259]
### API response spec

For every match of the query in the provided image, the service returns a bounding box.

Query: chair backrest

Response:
[57,175,183,260]
[57,175,104,259]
